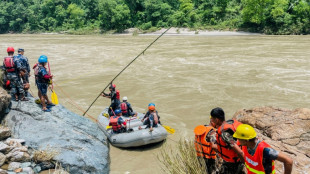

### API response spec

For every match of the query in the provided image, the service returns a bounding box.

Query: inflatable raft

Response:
[97,108,168,148]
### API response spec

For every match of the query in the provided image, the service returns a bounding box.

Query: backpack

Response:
[116,90,120,100]
[3,56,15,72]
[120,102,128,114]
[33,63,39,76]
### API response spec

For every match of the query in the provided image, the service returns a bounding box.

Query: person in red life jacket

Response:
[194,125,217,174]
[141,105,160,132]
[2,47,27,101]
[101,84,120,116]
[109,109,127,133]
[36,55,55,112]
[209,107,245,174]
[120,96,137,117]
[233,124,293,174]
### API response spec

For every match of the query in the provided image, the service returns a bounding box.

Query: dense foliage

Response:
[0,0,309,34]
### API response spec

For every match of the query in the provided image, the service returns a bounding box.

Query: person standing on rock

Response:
[3,47,27,101]
[36,55,55,112]
[209,107,245,174]
[101,84,120,116]
[15,48,30,96]
[233,124,293,174]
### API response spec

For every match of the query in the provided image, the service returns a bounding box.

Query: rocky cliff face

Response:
[0,87,11,120]
[233,106,310,174]
[0,93,109,174]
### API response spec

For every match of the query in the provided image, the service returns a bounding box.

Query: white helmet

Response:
[123,96,128,101]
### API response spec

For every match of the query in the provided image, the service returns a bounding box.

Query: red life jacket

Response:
[194,125,216,159]
[109,116,121,132]
[116,90,120,100]
[33,63,39,76]
[243,141,275,174]
[120,102,128,114]
[216,119,242,163]
[3,56,15,72]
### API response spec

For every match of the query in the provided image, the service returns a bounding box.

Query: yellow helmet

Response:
[233,124,257,140]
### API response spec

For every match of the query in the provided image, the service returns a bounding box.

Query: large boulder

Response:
[3,98,109,174]
[0,87,11,119]
[233,106,310,174]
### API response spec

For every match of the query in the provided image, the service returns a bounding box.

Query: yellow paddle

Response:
[106,125,112,130]
[162,125,175,134]
[47,61,58,105]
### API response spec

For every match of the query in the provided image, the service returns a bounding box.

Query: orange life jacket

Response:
[243,141,275,174]
[216,119,242,163]
[194,125,216,159]
[3,56,15,72]
[109,116,121,132]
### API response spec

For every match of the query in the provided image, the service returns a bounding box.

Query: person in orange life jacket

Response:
[2,47,27,101]
[233,124,293,174]
[101,84,120,116]
[36,55,55,112]
[15,48,30,96]
[141,104,160,132]
[194,124,217,174]
[109,109,127,133]
[209,107,245,174]
[120,96,137,117]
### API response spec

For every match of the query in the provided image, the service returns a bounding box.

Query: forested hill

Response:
[0,0,309,35]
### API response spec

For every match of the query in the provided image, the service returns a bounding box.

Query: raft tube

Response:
[97,108,167,148]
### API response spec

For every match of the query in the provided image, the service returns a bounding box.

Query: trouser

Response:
[6,72,24,98]
[204,158,216,174]
[219,161,245,174]
[108,100,120,116]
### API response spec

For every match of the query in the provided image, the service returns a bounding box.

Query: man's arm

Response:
[277,152,293,174]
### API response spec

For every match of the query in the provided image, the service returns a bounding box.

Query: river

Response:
[1,33,309,173]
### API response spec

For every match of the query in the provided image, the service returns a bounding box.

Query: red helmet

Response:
[7,47,14,53]
[109,84,116,88]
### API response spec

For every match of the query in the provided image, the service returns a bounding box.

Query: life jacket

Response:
[120,102,128,114]
[109,116,121,132]
[33,63,39,76]
[243,141,275,174]
[194,125,216,159]
[3,56,15,72]
[151,111,159,124]
[216,119,242,163]
[116,90,120,100]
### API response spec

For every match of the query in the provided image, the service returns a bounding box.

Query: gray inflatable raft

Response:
[97,108,167,148]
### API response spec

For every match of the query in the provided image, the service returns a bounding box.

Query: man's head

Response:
[233,124,257,146]
[7,47,14,55]
[123,96,127,101]
[38,55,48,65]
[210,107,225,128]
[18,48,24,55]
[148,105,155,112]
[114,109,122,116]
[109,84,116,91]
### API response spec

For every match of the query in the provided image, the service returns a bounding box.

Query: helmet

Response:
[38,55,48,63]
[148,105,155,111]
[233,124,257,140]
[148,103,155,107]
[114,109,122,115]
[18,48,24,52]
[123,96,127,101]
[7,47,14,53]
[109,84,116,89]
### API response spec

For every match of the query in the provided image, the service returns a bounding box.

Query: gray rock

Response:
[4,98,109,174]
[6,151,31,162]
[5,139,25,145]
[21,167,34,174]
[7,172,16,174]
[0,168,8,174]
[0,87,11,119]
[0,142,11,153]
[0,152,6,166]
[33,165,41,173]
[20,162,31,168]
[8,162,21,170]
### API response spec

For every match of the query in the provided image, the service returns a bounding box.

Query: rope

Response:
[83,27,172,116]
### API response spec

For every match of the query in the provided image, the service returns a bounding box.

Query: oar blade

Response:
[162,125,175,134]
[51,90,59,105]
[106,126,112,130]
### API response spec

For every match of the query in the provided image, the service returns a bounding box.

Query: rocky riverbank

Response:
[233,106,310,174]
[0,87,109,174]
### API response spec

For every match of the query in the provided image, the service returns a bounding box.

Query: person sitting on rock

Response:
[120,96,137,117]
[36,55,55,112]
[233,124,293,174]
[109,109,127,133]
[141,104,160,132]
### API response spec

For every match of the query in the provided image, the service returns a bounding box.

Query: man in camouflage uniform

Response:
[15,48,30,96]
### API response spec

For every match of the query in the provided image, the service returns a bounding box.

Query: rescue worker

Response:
[15,48,30,96]
[33,62,42,102]
[141,105,160,132]
[101,84,120,116]
[109,109,127,133]
[36,55,54,112]
[194,125,216,174]
[120,96,137,117]
[2,47,27,101]
[209,107,245,174]
[233,124,293,174]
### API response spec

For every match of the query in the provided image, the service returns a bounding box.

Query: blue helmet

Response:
[148,103,155,107]
[114,109,122,115]
[38,55,48,63]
